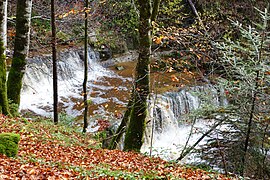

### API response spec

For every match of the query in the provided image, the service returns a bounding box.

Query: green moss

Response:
[0,39,10,115]
[0,144,5,154]
[123,0,151,152]
[124,99,147,152]
[0,133,20,157]
[8,100,19,117]
[7,56,25,108]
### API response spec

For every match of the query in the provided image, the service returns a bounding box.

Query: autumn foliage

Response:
[0,115,236,179]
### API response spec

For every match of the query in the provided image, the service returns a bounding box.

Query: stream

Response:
[21,48,132,118]
[21,48,227,163]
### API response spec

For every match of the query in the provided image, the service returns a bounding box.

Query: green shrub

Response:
[59,113,75,127]
[0,133,20,157]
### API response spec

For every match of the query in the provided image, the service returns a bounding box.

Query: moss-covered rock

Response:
[0,133,20,157]
[0,144,5,154]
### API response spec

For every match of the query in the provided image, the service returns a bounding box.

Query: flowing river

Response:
[21,48,132,117]
[21,48,227,162]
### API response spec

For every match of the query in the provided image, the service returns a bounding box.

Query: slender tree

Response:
[0,0,9,115]
[82,0,89,133]
[51,0,58,123]
[7,0,32,111]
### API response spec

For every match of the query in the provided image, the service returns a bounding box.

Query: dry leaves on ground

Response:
[0,115,237,179]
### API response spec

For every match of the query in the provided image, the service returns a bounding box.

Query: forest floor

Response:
[0,116,238,179]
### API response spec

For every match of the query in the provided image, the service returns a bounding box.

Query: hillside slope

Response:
[0,116,236,179]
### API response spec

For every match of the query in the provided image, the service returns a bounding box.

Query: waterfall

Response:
[20,48,114,116]
[141,85,228,161]
[21,48,228,162]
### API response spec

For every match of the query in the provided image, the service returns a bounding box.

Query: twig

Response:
[179,116,196,159]
[187,0,207,33]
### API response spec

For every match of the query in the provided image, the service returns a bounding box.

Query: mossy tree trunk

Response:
[7,0,32,110]
[109,93,134,149]
[0,0,9,115]
[123,0,153,152]
[151,0,160,21]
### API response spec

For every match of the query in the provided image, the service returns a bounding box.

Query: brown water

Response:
[21,50,203,121]
[74,60,203,121]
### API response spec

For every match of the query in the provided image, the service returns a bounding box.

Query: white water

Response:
[141,85,227,162]
[20,48,118,117]
[21,49,227,163]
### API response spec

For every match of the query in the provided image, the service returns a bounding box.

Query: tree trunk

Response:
[7,0,32,109]
[109,94,134,149]
[51,0,58,124]
[123,0,152,152]
[241,71,260,176]
[151,0,160,22]
[0,0,9,115]
[82,0,89,133]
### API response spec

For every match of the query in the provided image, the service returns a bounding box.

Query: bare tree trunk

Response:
[82,0,89,133]
[7,0,32,112]
[241,71,259,176]
[0,0,9,115]
[51,0,58,124]
[187,0,207,33]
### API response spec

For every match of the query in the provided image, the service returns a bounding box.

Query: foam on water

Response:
[20,48,227,163]
[141,85,227,161]
[20,48,118,117]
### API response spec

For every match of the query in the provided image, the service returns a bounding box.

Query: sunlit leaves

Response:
[170,74,179,82]
[58,8,91,19]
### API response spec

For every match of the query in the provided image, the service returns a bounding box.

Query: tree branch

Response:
[176,117,226,162]
[187,0,207,33]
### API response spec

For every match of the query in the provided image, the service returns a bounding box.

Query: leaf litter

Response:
[0,115,237,179]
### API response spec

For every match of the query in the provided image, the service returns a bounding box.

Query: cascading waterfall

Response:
[20,48,115,116]
[141,85,228,161]
[21,48,228,163]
